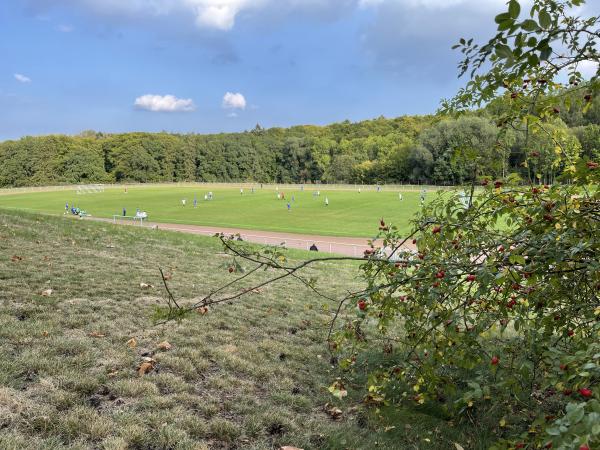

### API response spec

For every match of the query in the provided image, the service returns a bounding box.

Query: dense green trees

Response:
[0,96,598,188]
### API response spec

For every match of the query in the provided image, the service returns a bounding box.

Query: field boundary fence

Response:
[0,181,462,196]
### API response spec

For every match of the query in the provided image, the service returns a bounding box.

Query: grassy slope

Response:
[0,186,439,237]
[0,209,491,450]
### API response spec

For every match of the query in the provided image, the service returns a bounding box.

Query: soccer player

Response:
[122,207,126,217]
[399,193,403,201]
[325,197,329,206]
[194,196,197,208]
[65,202,69,213]
[240,188,244,195]
[287,202,291,211]
[182,199,186,207]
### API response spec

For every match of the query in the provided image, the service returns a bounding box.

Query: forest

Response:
[1,91,598,187]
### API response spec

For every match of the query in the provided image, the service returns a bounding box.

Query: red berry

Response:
[491,356,499,365]
[432,281,440,288]
[412,239,417,245]
[559,364,567,371]
[357,300,367,311]
[481,179,489,186]
[494,181,503,189]
[587,161,599,170]
[563,389,573,396]
[544,442,553,449]
[466,274,476,282]
[579,388,592,398]
[515,443,525,449]
[435,271,445,279]
[432,226,441,234]
[567,329,574,337]
[580,445,590,450]
[228,266,234,273]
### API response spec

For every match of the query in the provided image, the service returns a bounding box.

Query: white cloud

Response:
[134,94,196,112]
[57,24,74,32]
[222,92,246,109]
[14,73,31,83]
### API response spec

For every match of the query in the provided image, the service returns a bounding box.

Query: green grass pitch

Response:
[0,185,439,237]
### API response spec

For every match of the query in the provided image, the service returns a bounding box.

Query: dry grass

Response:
[0,209,489,449]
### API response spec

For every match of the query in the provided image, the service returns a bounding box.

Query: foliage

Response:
[326,1,600,448]
[1,99,598,188]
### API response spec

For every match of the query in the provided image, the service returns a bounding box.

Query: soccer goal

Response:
[76,184,105,194]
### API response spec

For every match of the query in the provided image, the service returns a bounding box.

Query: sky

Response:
[1,0,516,140]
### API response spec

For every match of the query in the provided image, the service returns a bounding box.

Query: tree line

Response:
[0,93,597,188]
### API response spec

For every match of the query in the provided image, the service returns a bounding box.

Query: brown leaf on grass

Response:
[11,255,23,262]
[157,341,172,351]
[40,288,53,297]
[41,331,49,337]
[126,338,137,348]
[196,306,209,315]
[138,362,154,376]
[163,272,173,281]
[323,403,343,420]
[139,282,153,289]
[89,331,106,338]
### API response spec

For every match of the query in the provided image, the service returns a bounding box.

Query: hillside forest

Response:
[1,91,598,187]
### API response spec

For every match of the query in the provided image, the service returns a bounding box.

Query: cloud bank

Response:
[134,94,196,112]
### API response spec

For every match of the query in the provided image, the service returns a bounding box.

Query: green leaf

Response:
[495,12,512,24]
[540,46,552,61]
[495,44,514,60]
[521,19,539,31]
[508,0,521,19]
[539,10,551,29]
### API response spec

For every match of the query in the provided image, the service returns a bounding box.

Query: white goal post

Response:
[76,184,105,194]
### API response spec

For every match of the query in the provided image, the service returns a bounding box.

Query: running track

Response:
[97,217,417,257]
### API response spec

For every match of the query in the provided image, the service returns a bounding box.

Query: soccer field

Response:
[0,185,439,237]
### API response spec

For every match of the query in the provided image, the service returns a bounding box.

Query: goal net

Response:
[76,184,105,194]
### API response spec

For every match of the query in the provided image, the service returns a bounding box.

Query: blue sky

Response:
[0,0,511,141]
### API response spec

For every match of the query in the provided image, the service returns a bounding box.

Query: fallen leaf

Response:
[138,362,154,376]
[163,272,173,281]
[323,403,343,420]
[454,444,465,450]
[196,306,209,315]
[126,338,137,348]
[139,282,153,289]
[41,331,49,337]
[40,288,53,297]
[89,331,106,338]
[157,341,172,351]
[11,255,23,262]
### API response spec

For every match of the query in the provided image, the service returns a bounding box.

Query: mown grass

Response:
[0,209,492,449]
[0,185,442,237]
